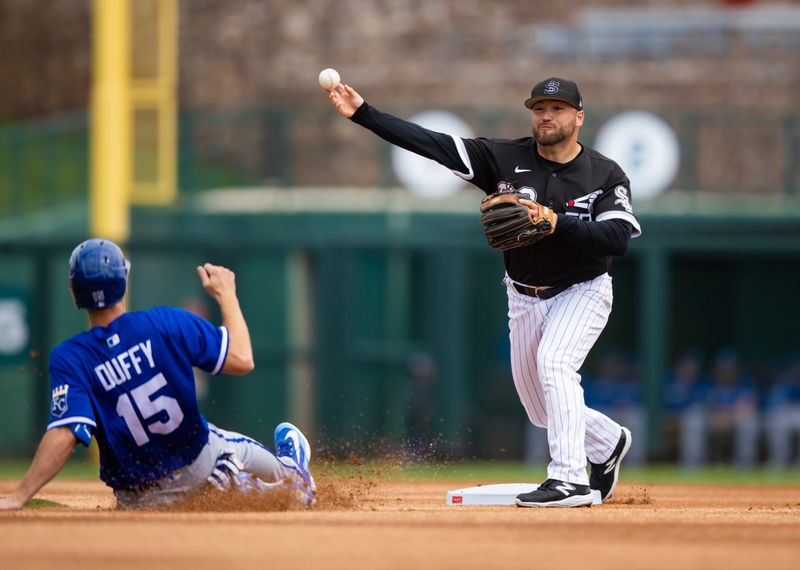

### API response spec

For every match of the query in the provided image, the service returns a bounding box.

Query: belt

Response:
[512,283,569,300]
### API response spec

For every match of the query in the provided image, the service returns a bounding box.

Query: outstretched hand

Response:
[196,263,254,374]
[328,84,364,118]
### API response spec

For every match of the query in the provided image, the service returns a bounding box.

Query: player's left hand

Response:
[207,451,246,492]
[0,495,24,511]
[480,190,558,251]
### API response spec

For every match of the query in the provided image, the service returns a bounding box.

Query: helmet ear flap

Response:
[68,239,130,309]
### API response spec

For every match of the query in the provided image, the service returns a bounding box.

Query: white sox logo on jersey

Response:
[564,189,603,220]
[497,181,537,201]
[497,181,515,193]
[614,186,633,213]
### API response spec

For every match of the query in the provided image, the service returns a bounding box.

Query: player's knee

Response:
[529,415,547,428]
[535,353,572,384]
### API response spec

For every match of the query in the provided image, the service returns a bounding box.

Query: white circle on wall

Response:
[0,299,28,355]
[391,110,475,200]
[594,111,680,201]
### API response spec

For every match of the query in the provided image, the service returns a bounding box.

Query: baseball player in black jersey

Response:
[328,77,640,507]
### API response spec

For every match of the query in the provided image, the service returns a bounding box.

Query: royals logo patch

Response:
[51,384,69,418]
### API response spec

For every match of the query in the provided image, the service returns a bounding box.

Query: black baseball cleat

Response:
[515,479,593,508]
[590,426,632,503]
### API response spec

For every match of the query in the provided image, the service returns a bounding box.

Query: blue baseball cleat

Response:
[274,422,316,506]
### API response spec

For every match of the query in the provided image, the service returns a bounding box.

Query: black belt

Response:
[512,283,570,300]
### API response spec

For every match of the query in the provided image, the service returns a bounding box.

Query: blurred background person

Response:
[583,350,646,466]
[404,351,437,460]
[662,349,709,465]
[765,354,800,468]
[680,347,759,468]
[705,348,759,467]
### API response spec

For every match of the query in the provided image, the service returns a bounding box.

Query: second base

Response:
[446,483,537,506]
[446,483,604,506]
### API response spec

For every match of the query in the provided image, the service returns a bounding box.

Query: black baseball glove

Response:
[479,190,557,251]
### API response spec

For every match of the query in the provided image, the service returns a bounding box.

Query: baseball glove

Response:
[479,191,557,251]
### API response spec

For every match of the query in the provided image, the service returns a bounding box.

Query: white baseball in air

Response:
[318,68,341,91]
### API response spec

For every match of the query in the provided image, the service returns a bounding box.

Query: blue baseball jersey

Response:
[47,307,229,490]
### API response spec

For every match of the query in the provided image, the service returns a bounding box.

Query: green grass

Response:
[393,461,800,485]
[0,459,98,480]
[2,458,798,486]
[25,498,67,509]
[316,460,800,485]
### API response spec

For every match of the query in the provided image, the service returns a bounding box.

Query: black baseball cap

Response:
[524,77,583,110]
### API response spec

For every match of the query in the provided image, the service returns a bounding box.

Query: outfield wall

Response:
[1,196,799,461]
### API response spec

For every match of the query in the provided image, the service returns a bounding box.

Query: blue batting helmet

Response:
[69,238,130,309]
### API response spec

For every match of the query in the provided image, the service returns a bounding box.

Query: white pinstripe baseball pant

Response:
[506,272,623,485]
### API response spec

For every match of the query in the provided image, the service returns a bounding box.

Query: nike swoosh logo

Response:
[514,166,531,173]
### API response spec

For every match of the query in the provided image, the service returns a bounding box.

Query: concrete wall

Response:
[1,0,796,118]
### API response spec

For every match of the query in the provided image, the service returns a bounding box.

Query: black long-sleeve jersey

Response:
[351,102,642,287]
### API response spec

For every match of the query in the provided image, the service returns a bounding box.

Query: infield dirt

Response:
[1,478,798,570]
